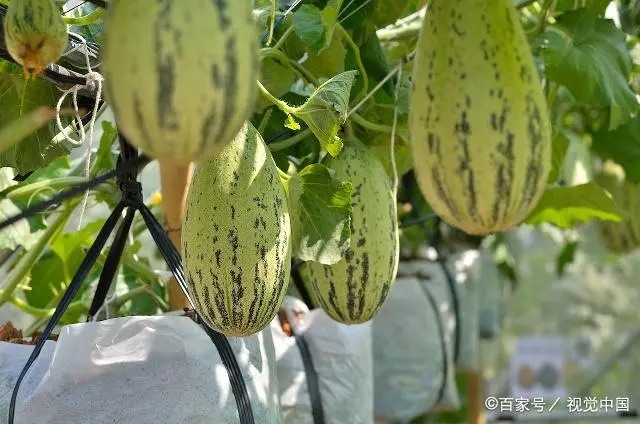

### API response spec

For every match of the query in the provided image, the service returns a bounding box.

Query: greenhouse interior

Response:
[3,0,640,423]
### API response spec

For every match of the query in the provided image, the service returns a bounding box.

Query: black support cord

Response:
[419,283,450,408]
[8,202,125,423]
[85,0,107,8]
[293,329,325,424]
[0,154,149,233]
[399,213,438,229]
[427,218,461,364]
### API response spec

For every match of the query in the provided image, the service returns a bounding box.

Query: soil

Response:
[0,321,58,345]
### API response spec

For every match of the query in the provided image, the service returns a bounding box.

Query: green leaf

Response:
[366,133,413,179]
[50,219,105,263]
[292,0,342,54]
[556,239,579,277]
[590,115,640,183]
[540,9,638,130]
[525,183,624,228]
[286,164,352,265]
[91,121,118,176]
[554,0,611,14]
[0,59,75,173]
[292,5,326,52]
[120,260,160,316]
[548,131,570,183]
[371,0,411,28]
[303,26,347,80]
[0,198,33,250]
[291,70,358,156]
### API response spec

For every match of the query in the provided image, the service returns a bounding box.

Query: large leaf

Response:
[291,0,343,54]
[539,9,638,130]
[290,70,358,156]
[0,59,75,173]
[371,0,412,28]
[366,133,413,179]
[286,164,352,265]
[590,115,640,183]
[525,183,624,228]
[554,0,612,14]
[0,198,33,250]
[303,25,347,80]
[548,131,571,184]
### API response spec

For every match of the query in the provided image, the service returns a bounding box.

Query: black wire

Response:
[427,218,462,365]
[63,0,89,14]
[85,0,107,8]
[0,154,149,233]
[8,202,125,423]
[399,213,439,229]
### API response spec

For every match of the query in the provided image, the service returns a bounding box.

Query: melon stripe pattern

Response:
[4,0,68,77]
[305,140,399,324]
[182,122,291,337]
[101,0,259,164]
[594,162,640,254]
[408,0,552,235]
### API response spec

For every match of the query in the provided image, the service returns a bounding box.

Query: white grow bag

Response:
[372,258,461,423]
[270,296,373,424]
[1,315,283,424]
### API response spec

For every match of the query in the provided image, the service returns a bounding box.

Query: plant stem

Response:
[258,109,273,134]
[264,0,277,45]
[376,22,422,42]
[274,26,293,50]
[10,296,88,318]
[260,47,317,85]
[268,128,313,152]
[277,168,292,182]
[256,80,294,114]
[350,112,394,133]
[4,177,90,199]
[63,7,104,25]
[336,25,369,105]
[0,204,76,306]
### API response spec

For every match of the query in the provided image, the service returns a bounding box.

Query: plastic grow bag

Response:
[372,259,460,423]
[2,315,283,424]
[270,296,373,424]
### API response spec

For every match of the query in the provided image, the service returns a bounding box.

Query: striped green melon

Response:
[101,0,259,164]
[594,161,640,254]
[304,139,399,324]
[408,0,552,235]
[182,122,291,337]
[3,0,68,78]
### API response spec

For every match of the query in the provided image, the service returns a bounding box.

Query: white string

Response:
[55,33,104,230]
[91,291,118,322]
[390,63,403,200]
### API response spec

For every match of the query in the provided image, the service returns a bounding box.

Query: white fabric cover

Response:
[1,315,282,424]
[270,296,373,424]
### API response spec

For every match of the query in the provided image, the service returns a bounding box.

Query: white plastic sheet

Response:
[372,259,460,423]
[270,296,373,424]
[2,315,282,424]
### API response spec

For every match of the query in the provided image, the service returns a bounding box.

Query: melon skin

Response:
[408,0,552,235]
[594,162,640,254]
[101,0,259,164]
[4,0,68,77]
[182,122,291,337]
[305,139,400,325]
